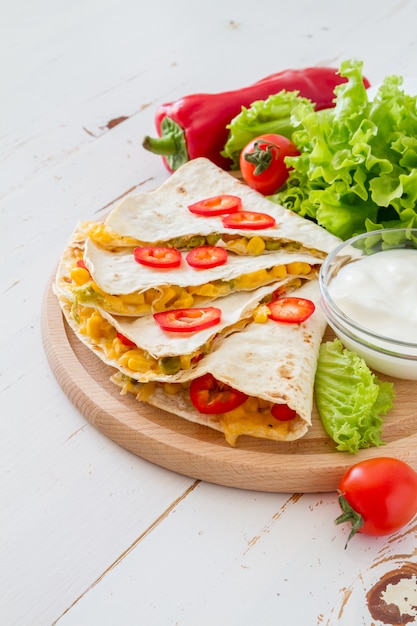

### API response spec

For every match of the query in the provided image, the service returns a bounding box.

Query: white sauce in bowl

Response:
[329,248,417,343]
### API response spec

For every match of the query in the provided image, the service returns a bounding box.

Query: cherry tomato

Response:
[133,246,182,269]
[240,133,299,195]
[153,307,221,333]
[186,246,228,269]
[268,297,315,324]
[116,332,136,347]
[187,194,242,216]
[189,373,248,414]
[336,457,417,547]
[271,404,297,421]
[222,211,276,230]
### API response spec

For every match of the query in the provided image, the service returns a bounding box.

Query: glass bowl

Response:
[319,228,417,380]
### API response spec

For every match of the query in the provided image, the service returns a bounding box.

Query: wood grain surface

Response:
[42,280,417,493]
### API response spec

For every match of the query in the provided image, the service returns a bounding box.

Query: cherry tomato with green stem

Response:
[336,457,417,548]
[240,133,299,195]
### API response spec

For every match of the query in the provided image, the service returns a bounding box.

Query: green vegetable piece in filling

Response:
[71,283,104,323]
[314,339,395,453]
[73,283,103,305]
[159,356,182,375]
[206,233,221,246]
[185,235,205,249]
[264,240,282,251]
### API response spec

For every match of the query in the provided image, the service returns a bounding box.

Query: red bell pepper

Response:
[142,67,371,172]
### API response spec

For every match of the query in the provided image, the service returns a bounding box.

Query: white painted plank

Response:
[54,481,417,625]
[2,0,417,199]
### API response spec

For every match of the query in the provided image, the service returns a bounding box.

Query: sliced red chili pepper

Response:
[133,246,182,269]
[222,210,276,230]
[186,246,228,269]
[271,404,297,421]
[189,373,248,414]
[267,297,315,324]
[116,332,136,347]
[153,307,221,333]
[187,194,242,216]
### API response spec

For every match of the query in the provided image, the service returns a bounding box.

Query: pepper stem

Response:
[335,492,364,549]
[142,116,189,170]
[142,134,178,156]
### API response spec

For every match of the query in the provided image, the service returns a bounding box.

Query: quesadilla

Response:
[55,279,303,381]
[79,157,341,258]
[111,280,327,446]
[56,229,322,318]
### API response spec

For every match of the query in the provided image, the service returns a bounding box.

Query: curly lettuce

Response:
[314,339,395,453]
[271,59,417,240]
[221,90,314,168]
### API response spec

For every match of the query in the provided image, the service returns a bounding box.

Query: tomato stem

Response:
[335,492,364,549]
[243,140,276,175]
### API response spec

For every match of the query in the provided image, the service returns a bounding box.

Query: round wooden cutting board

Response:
[42,281,417,493]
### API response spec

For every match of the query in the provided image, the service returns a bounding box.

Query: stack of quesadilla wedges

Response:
[54,157,340,445]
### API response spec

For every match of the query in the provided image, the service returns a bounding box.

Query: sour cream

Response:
[329,248,417,343]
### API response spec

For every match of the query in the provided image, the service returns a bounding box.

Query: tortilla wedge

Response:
[55,229,322,317]
[80,157,341,258]
[55,258,313,381]
[111,280,327,446]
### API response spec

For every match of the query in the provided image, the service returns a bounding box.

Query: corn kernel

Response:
[253,305,270,323]
[118,349,139,367]
[179,354,193,369]
[246,236,266,255]
[173,292,195,308]
[153,286,178,310]
[269,264,287,279]
[86,312,104,340]
[127,356,151,372]
[70,267,91,285]
[192,283,221,298]
[287,261,311,275]
[235,269,269,290]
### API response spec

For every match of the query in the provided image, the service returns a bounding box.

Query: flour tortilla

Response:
[112,280,327,444]
[55,279,300,382]
[83,238,320,296]
[104,157,341,256]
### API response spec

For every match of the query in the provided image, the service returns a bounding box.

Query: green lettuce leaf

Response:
[270,59,417,240]
[314,339,395,453]
[221,91,314,168]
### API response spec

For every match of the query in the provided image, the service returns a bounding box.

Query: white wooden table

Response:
[2,1,417,624]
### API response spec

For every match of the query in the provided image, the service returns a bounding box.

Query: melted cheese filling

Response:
[81,220,325,258]
[62,294,263,377]
[66,255,317,317]
[113,374,301,446]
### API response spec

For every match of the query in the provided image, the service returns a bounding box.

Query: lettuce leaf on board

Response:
[271,59,417,240]
[314,339,395,453]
